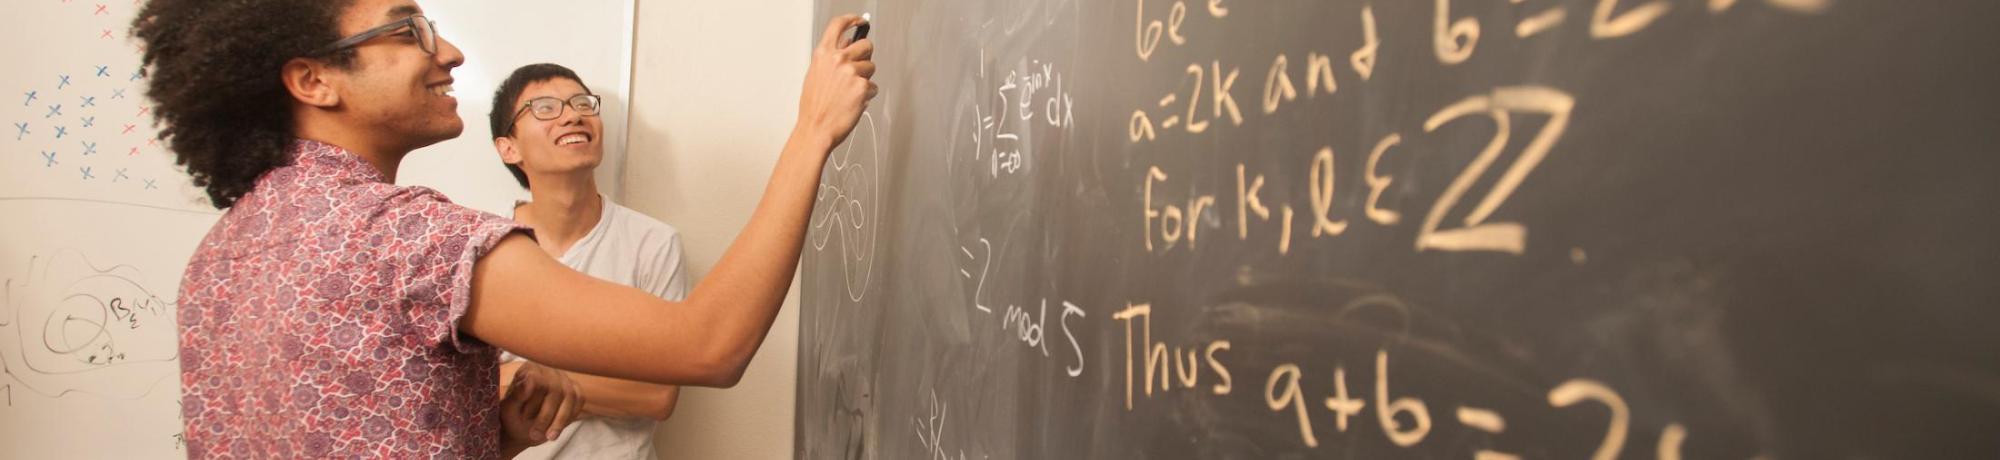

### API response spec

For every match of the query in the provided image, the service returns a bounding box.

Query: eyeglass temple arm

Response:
[308,16,417,56]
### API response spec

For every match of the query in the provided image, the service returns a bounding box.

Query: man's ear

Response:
[281,58,340,108]
[495,137,523,165]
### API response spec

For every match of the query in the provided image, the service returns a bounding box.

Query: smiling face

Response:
[496,77,604,183]
[329,0,467,151]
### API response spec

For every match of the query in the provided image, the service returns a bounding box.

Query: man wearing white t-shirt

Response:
[488,63,687,460]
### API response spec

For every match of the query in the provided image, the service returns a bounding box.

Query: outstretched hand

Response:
[796,14,878,149]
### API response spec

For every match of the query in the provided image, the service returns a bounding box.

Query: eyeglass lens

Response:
[413,18,437,55]
[527,96,602,120]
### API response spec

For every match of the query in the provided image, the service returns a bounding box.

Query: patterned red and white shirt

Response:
[178,139,527,458]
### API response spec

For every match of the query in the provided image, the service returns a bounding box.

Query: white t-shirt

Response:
[504,196,688,460]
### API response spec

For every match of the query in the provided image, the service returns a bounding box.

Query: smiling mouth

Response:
[429,83,454,97]
[556,133,592,145]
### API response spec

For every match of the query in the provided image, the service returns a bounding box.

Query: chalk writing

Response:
[964,58,1075,178]
[1113,304,1233,409]
[810,112,881,302]
[914,389,968,460]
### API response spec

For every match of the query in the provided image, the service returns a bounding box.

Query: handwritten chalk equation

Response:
[1111,300,1764,460]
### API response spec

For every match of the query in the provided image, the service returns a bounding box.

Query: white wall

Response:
[623,0,811,458]
[400,0,636,215]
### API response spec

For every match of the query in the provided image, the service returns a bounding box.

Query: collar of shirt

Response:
[290,138,388,185]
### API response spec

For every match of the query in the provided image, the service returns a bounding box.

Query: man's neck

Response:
[516,172,604,258]
[294,124,411,182]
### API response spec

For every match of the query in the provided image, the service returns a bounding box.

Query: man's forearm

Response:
[680,127,834,383]
[571,372,679,420]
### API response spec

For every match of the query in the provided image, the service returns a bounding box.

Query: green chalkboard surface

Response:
[798,0,2000,458]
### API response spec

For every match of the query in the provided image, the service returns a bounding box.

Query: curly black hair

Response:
[132,0,357,209]
[488,63,592,190]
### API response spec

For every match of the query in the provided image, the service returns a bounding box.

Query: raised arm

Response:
[461,15,876,387]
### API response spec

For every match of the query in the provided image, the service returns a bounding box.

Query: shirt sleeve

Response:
[650,232,690,302]
[379,187,531,354]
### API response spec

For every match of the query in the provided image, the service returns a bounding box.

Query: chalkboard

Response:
[797,0,2000,459]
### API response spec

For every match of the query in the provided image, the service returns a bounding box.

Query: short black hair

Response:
[133,0,359,209]
[488,63,592,189]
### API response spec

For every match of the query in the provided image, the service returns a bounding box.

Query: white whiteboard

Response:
[0,1,633,458]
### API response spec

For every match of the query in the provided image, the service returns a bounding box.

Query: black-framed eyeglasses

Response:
[510,94,603,130]
[310,14,438,56]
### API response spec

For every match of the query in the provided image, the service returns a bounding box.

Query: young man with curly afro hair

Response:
[131,0,877,457]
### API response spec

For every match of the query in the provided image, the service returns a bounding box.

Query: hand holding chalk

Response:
[799,14,879,148]
[852,13,871,42]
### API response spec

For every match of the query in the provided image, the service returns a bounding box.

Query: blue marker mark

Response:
[115,168,129,182]
[53,125,67,139]
[22,91,36,106]
[57,74,71,89]
[95,65,110,77]
[42,151,57,167]
[144,178,158,189]
[12,123,27,140]
[130,70,143,82]
[45,104,62,118]
[80,95,96,107]
[81,116,94,128]
[111,89,125,99]
[80,166,94,180]
[81,141,97,155]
